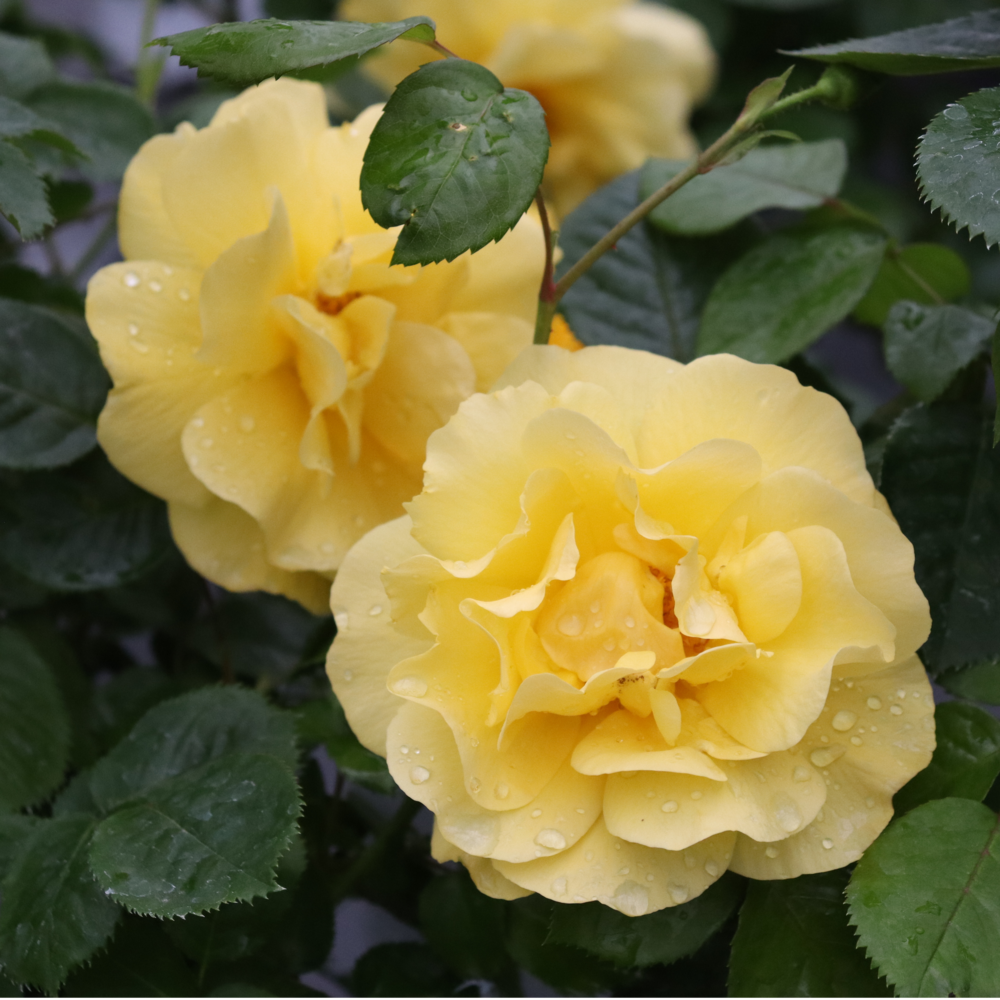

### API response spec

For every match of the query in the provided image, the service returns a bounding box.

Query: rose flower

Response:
[86,79,544,612]
[329,347,934,914]
[341,0,716,215]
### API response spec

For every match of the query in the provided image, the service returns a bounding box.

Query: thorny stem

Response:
[533,190,557,344]
[537,74,841,341]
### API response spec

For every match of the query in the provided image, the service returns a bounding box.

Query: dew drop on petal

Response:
[551,876,568,896]
[765,846,779,858]
[495,782,509,800]
[890,705,903,715]
[822,838,834,850]
[535,829,567,850]
[369,604,383,616]
[851,736,863,746]
[400,745,409,755]
[668,885,689,904]
[124,271,140,287]
[149,280,162,292]
[392,676,428,697]
[661,800,678,813]
[867,697,882,710]
[690,790,703,800]
[558,614,583,636]
[832,710,857,732]
[704,860,719,877]
[343,670,353,681]
[469,777,481,793]
[793,766,810,782]
[531,808,542,818]
[240,415,255,432]
[410,766,430,784]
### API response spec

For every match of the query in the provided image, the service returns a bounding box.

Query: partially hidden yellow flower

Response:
[328,347,934,914]
[342,0,716,216]
[85,78,544,613]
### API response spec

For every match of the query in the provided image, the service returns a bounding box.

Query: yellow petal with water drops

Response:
[408,380,554,562]
[676,697,766,761]
[196,194,296,376]
[494,816,735,914]
[363,322,477,467]
[169,496,330,614]
[438,312,533,393]
[163,78,336,273]
[431,824,533,901]
[636,354,875,506]
[328,515,434,755]
[118,125,201,269]
[699,525,896,754]
[389,702,604,862]
[659,643,755,686]
[707,467,929,666]
[731,654,935,879]
[572,710,727,780]
[603,748,826,852]
[535,551,684,681]
[87,260,224,508]
[557,380,639,464]
[650,687,682,745]
[612,521,685,575]
[671,543,747,642]
[718,530,802,645]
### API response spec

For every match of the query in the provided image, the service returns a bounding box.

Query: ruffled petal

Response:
[431,824,533,900]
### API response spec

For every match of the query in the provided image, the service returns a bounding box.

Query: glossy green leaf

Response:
[730,870,889,997]
[939,659,1000,704]
[918,86,1000,248]
[879,403,1000,674]
[361,58,548,266]
[0,298,108,469]
[848,798,1000,996]
[642,139,847,236]
[787,10,1000,74]
[152,17,436,89]
[0,32,54,99]
[62,915,198,998]
[0,451,171,591]
[0,138,51,238]
[853,243,971,327]
[23,82,154,182]
[556,172,755,361]
[0,814,37,879]
[0,816,120,993]
[547,870,742,969]
[90,685,298,812]
[89,753,300,918]
[883,301,994,402]
[697,224,887,362]
[0,625,70,811]
[894,701,1000,813]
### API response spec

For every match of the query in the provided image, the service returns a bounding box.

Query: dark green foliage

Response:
[880,403,1000,674]
[697,224,887,362]
[0,297,108,469]
[939,659,1000,704]
[730,870,890,996]
[557,171,753,361]
[348,942,460,997]
[894,701,1000,813]
[848,799,1000,996]
[361,58,549,266]
[788,10,1000,74]
[153,17,436,89]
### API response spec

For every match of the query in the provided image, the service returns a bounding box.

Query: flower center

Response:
[316,289,364,316]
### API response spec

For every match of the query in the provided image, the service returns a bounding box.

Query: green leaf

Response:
[348,942,461,998]
[0,625,70,811]
[939,660,1000,704]
[0,298,108,469]
[697,224,887,363]
[0,138,51,238]
[0,262,84,313]
[917,86,1000,249]
[729,869,889,997]
[62,914,198,998]
[295,695,394,794]
[0,32,54,99]
[90,685,298,812]
[853,243,971,327]
[787,10,1000,74]
[848,798,1000,996]
[0,816,120,993]
[879,403,1000,674]
[152,17,436,89]
[23,82,154,182]
[361,58,549,266]
[547,870,742,969]
[89,667,182,757]
[894,701,1000,814]
[556,172,756,362]
[0,814,37,879]
[89,752,300,918]
[994,325,1000,445]
[0,451,171,591]
[642,139,847,236]
[883,302,994,402]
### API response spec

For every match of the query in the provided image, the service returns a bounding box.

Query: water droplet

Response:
[603,637,616,651]
[944,103,969,120]
[624,616,635,628]
[239,415,255,432]
[178,287,190,301]
[590,601,601,614]
[129,340,149,354]
[774,801,802,833]
[890,704,903,716]
[124,271,140,287]
[149,280,162,292]
[585,851,595,861]
[495,782,509,800]
[964,140,984,149]
[410,766,430,784]
[793,766,810,782]
[822,838,834,850]
[832,710,857,732]
[851,735,863,746]
[200,437,214,449]
[531,808,542,818]
[461,88,478,101]
[551,876,568,896]
[690,790,703,800]
[897,689,906,698]
[661,800,678,813]
[612,882,649,916]
[618,866,630,875]
[469,777,482,793]
[392,676,428,697]
[704,860,719,877]
[127,323,139,336]
[369,604,383,616]
[809,746,845,768]
[321,542,335,554]
[535,829,566,850]
[192,417,204,428]
[668,885,689,904]
[867,696,882,710]
[865,797,875,808]
[343,669,353,681]
[765,846,779,859]
[558,614,583,636]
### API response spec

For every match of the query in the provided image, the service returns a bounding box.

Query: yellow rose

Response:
[85,78,544,613]
[328,347,934,914]
[341,0,716,215]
